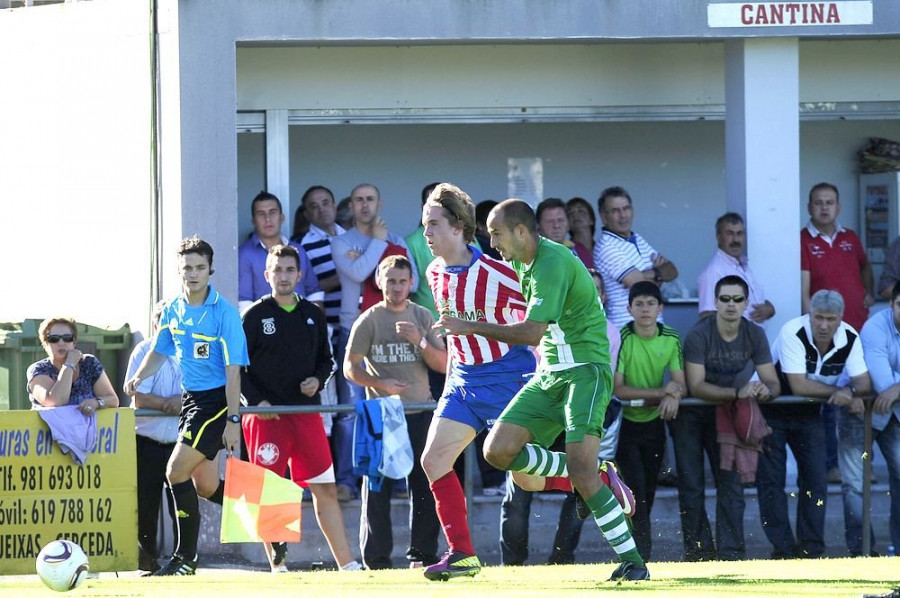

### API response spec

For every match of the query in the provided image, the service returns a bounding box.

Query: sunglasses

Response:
[717,295,746,304]
[46,334,75,343]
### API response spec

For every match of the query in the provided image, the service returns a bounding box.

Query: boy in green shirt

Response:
[436,199,648,582]
[614,281,685,561]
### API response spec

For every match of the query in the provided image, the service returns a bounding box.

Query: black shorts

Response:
[178,386,227,460]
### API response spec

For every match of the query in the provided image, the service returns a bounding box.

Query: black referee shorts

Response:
[178,386,227,460]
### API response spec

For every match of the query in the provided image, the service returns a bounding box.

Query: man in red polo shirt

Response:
[801,182,874,331]
[800,181,874,485]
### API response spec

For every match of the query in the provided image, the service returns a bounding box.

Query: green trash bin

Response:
[0,320,46,410]
[0,319,131,411]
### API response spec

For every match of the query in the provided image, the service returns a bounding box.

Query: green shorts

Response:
[496,362,612,447]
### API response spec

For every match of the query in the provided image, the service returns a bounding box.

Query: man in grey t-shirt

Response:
[673,274,780,561]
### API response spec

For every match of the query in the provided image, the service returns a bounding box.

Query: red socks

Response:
[430,472,474,555]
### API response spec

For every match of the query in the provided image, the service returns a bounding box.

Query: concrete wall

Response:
[234,39,900,308]
[236,44,728,111]
[0,1,152,333]
[236,40,900,112]
[205,0,900,41]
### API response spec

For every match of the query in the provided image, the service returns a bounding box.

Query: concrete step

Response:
[186,482,894,569]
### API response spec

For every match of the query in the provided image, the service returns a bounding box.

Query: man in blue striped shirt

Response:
[298,185,352,498]
[299,185,346,328]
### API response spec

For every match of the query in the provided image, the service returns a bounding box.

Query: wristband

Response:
[63,362,75,371]
[419,337,428,350]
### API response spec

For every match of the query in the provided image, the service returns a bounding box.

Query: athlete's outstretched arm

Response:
[434,315,546,347]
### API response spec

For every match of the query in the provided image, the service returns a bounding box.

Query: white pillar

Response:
[163,3,241,305]
[725,38,801,339]
[265,109,292,238]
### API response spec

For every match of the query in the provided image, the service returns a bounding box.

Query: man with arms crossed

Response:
[437,199,647,582]
[125,236,249,576]
[241,244,362,572]
[331,183,418,500]
[416,183,536,581]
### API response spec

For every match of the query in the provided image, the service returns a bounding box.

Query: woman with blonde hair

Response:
[27,316,118,416]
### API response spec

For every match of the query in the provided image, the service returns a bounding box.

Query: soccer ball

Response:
[35,540,89,592]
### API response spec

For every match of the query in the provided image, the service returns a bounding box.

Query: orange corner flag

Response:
[220,458,303,543]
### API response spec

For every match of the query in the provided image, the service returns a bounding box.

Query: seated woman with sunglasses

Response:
[27,317,119,416]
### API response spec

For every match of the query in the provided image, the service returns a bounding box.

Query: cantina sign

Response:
[708,1,873,27]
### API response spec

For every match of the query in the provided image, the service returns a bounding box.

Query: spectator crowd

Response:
[26,180,900,576]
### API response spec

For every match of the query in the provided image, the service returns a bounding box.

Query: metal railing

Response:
[616,394,879,556]
[135,394,880,556]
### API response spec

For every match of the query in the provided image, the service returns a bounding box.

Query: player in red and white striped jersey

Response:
[429,249,529,366]
[419,183,536,581]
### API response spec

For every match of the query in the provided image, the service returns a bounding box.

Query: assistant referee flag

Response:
[220,457,303,543]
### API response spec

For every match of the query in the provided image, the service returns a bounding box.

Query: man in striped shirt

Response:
[299,185,346,329]
[298,185,349,495]
[594,186,678,329]
[418,183,536,581]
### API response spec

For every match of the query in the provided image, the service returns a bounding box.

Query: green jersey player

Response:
[435,199,648,582]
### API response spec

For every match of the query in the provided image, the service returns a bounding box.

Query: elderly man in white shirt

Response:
[758,289,870,559]
[697,212,775,325]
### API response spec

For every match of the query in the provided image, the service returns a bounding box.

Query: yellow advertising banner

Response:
[0,409,137,575]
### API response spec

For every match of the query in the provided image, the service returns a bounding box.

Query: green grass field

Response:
[3,557,899,597]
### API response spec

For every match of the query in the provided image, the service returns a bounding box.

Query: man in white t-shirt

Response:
[759,289,871,559]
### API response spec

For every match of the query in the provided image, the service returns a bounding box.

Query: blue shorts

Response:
[435,380,525,433]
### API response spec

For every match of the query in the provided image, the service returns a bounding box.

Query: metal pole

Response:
[862,398,874,556]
